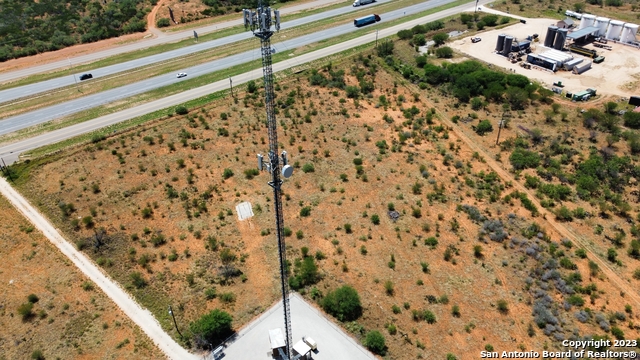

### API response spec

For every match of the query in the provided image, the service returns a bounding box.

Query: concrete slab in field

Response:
[219,294,376,360]
[236,202,254,221]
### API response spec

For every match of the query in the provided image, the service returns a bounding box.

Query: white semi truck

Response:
[353,0,375,6]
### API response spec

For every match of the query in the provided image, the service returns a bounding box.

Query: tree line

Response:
[0,0,153,62]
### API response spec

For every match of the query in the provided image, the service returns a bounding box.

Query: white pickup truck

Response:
[353,0,374,6]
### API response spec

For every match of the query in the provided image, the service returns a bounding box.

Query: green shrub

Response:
[497,299,509,313]
[175,106,188,115]
[18,302,34,320]
[509,148,541,170]
[435,46,454,59]
[157,18,170,28]
[222,168,234,179]
[432,33,449,46]
[247,80,257,93]
[189,309,233,349]
[302,163,315,173]
[31,350,45,360]
[364,330,386,355]
[219,292,236,303]
[424,310,436,323]
[27,294,39,303]
[321,285,363,321]
[475,120,493,135]
[130,272,147,288]
[371,214,380,225]
[300,206,311,217]
[567,295,585,306]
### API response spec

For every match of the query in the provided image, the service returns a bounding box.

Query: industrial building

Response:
[526,54,557,72]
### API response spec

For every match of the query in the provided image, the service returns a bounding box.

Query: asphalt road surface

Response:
[0,0,482,165]
[0,177,199,360]
[0,0,393,103]
[0,0,456,136]
[0,0,343,84]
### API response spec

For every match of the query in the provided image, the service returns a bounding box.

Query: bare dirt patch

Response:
[0,196,163,360]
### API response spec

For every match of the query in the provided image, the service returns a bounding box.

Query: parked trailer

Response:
[353,0,374,6]
[573,61,592,74]
[354,14,380,27]
[568,45,597,58]
[563,58,583,70]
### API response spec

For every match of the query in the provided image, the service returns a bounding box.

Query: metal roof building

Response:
[568,26,599,40]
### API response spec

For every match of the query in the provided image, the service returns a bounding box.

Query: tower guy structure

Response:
[243,4,294,360]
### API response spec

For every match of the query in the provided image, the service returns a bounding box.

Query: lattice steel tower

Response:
[243,5,294,360]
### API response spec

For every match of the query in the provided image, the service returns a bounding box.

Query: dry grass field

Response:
[0,196,163,360]
[6,30,640,359]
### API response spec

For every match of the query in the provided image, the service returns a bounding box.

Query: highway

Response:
[0,0,483,165]
[0,0,394,103]
[0,0,342,83]
[0,0,457,136]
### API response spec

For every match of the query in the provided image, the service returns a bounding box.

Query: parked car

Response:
[471,37,481,43]
[79,73,93,81]
[176,72,187,78]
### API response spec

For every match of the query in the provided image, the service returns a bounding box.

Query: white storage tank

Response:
[606,20,625,40]
[595,17,610,37]
[621,23,639,43]
[579,14,596,30]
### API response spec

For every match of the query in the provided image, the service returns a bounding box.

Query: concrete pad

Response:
[220,294,376,360]
[236,201,254,221]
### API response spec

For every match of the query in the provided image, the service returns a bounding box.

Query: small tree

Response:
[475,120,493,135]
[413,34,426,46]
[222,168,234,179]
[175,106,188,115]
[190,309,233,349]
[18,302,34,320]
[157,18,170,28]
[435,46,454,59]
[473,245,483,258]
[371,214,380,225]
[364,330,386,355]
[300,206,311,217]
[247,80,257,93]
[377,40,394,57]
[321,285,363,321]
[432,33,449,46]
[497,299,509,314]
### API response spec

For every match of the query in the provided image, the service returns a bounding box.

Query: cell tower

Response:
[243,4,294,360]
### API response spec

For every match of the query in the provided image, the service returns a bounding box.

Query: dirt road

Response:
[0,177,198,360]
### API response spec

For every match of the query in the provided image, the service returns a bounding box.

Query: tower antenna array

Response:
[243,4,293,360]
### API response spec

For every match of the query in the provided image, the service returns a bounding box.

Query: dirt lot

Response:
[450,17,640,97]
[0,196,163,360]
[7,42,640,358]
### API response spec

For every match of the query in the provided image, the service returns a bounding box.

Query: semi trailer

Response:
[354,14,381,27]
[353,0,375,6]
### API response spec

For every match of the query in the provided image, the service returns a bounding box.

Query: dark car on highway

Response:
[79,73,93,81]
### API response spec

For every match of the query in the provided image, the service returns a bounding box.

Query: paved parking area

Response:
[219,293,376,360]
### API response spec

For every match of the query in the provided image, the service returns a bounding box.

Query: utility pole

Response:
[243,5,293,360]
[168,305,183,339]
[68,57,80,92]
[496,119,504,145]
[229,77,234,98]
[376,30,379,48]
